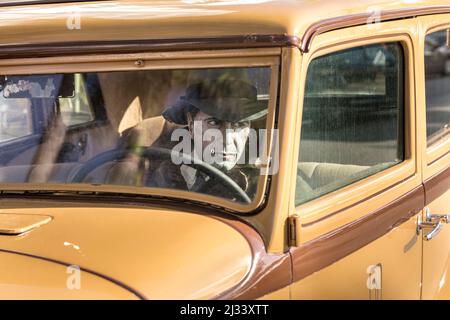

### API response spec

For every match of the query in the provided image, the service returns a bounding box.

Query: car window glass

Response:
[296,43,405,205]
[0,96,33,143]
[0,67,274,206]
[59,74,95,127]
[424,30,450,147]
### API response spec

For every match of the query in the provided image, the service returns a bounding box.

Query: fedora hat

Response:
[162,79,267,125]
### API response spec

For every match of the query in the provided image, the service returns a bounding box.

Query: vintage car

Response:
[0,0,449,300]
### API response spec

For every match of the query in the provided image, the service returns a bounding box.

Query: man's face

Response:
[190,111,251,171]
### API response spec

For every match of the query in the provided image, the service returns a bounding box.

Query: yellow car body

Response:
[0,0,448,299]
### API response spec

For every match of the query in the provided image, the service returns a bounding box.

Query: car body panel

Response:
[0,251,139,299]
[416,14,450,300]
[421,131,450,300]
[0,201,252,299]
[289,16,428,299]
[422,185,450,299]
[0,0,448,49]
[290,214,422,299]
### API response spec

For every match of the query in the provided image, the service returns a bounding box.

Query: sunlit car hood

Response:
[0,250,138,299]
[0,201,252,299]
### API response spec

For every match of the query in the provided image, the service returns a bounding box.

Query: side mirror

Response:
[1,74,75,99]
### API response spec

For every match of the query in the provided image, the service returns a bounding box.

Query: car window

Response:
[59,73,95,127]
[0,66,275,207]
[424,30,450,147]
[0,96,33,143]
[296,43,405,205]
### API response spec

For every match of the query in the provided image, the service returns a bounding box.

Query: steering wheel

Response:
[70,146,251,204]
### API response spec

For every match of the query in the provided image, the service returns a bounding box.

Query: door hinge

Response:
[288,214,301,247]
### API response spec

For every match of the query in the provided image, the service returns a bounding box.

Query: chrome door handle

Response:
[418,218,442,241]
[417,207,449,241]
[421,220,443,241]
[425,207,450,224]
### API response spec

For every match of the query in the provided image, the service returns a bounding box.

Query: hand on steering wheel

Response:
[70,146,251,204]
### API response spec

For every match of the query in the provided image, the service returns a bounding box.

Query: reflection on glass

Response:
[296,43,405,205]
[0,97,32,143]
[59,74,95,127]
[0,67,273,205]
[425,30,450,147]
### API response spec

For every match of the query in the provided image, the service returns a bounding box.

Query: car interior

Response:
[0,68,271,198]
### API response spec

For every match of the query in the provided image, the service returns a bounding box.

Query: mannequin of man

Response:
[146,79,267,202]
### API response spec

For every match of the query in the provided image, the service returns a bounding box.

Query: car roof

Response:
[0,0,449,54]
[0,0,99,6]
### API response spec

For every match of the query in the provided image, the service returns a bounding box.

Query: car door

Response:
[289,21,423,299]
[418,16,450,300]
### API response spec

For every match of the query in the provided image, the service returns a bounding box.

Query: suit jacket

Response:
[145,159,259,202]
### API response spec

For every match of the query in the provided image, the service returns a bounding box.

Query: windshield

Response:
[0,66,276,207]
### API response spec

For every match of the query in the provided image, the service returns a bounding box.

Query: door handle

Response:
[417,208,449,241]
[421,220,442,241]
[425,207,450,224]
[418,218,442,241]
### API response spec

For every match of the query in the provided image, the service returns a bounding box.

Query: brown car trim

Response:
[212,216,292,300]
[300,6,450,52]
[424,165,450,205]
[0,35,300,59]
[290,185,424,283]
